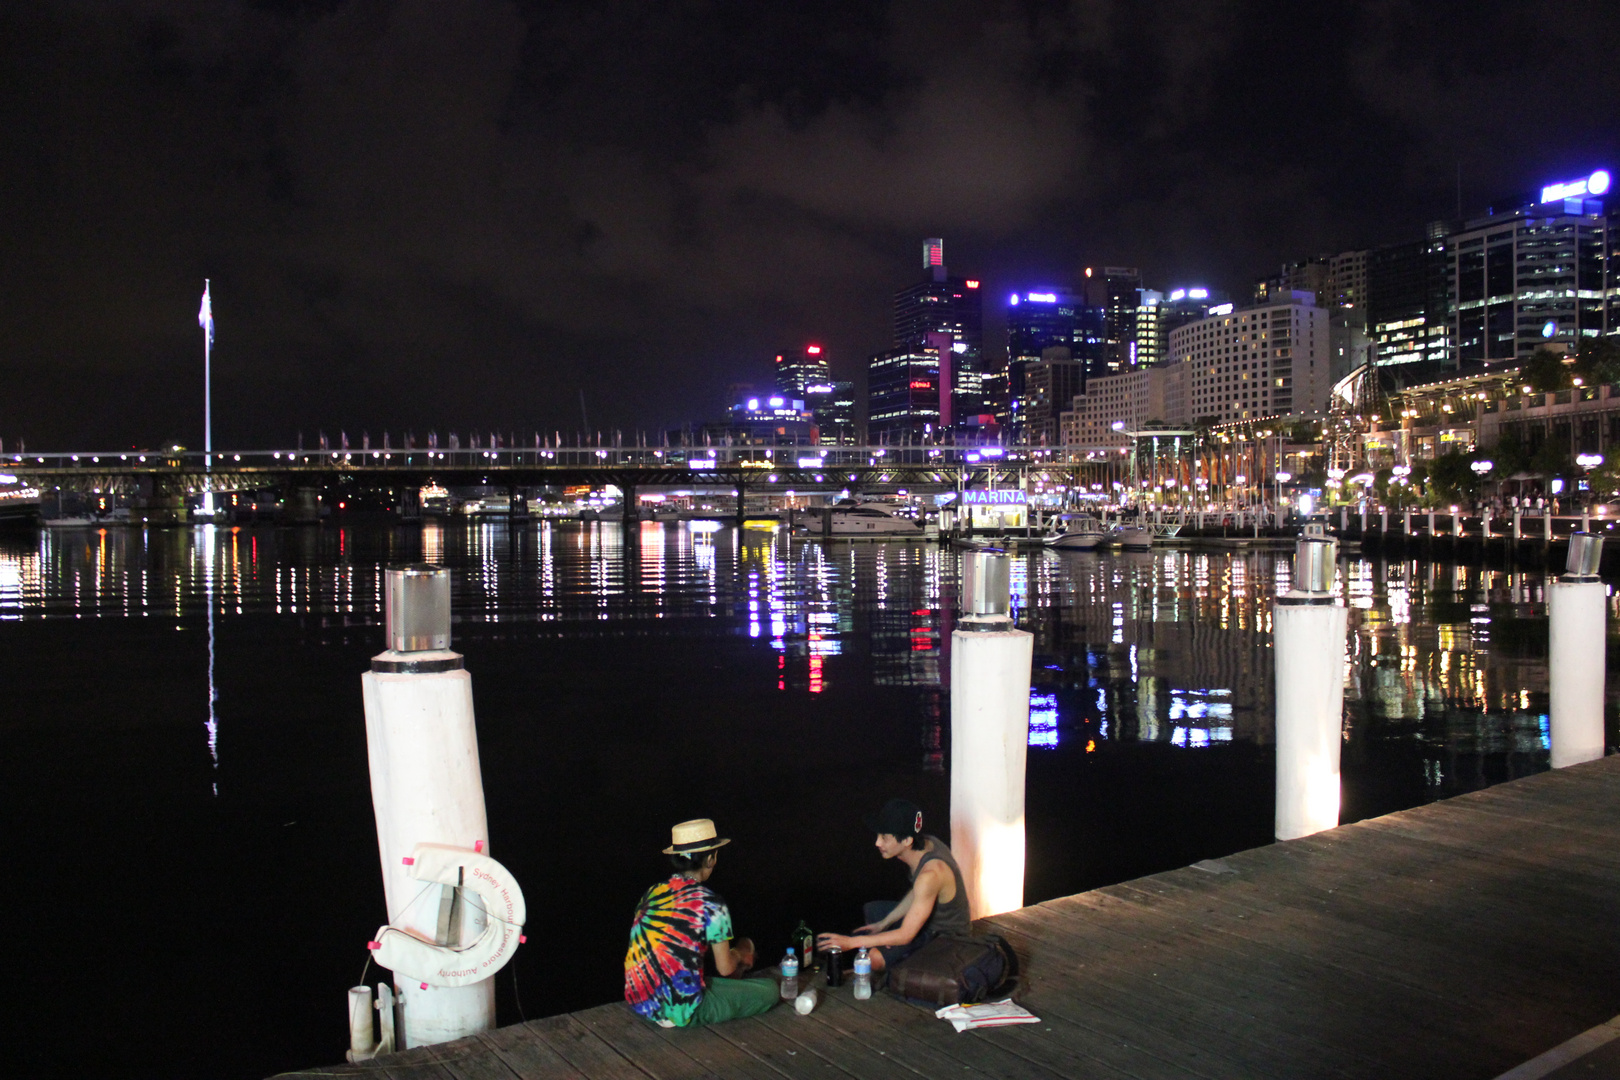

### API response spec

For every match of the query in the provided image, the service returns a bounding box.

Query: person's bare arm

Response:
[819,863,945,952]
[712,939,740,977]
[856,890,913,933]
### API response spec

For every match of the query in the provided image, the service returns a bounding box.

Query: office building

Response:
[1022,348,1085,446]
[816,380,857,444]
[892,239,985,425]
[1366,226,1452,367]
[867,344,941,444]
[1136,287,1226,368]
[1257,251,1366,316]
[774,344,832,399]
[1170,293,1333,422]
[1003,287,1104,436]
[713,394,815,445]
[1085,266,1142,375]
[1446,168,1614,364]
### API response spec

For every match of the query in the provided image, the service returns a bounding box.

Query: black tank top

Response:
[911,835,971,935]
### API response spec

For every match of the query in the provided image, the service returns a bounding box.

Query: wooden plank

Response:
[521,1013,653,1080]
[571,1004,774,1080]
[475,1025,588,1080]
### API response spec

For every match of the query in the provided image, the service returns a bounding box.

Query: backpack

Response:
[884,933,1020,1007]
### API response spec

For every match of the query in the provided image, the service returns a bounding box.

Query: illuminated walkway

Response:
[277,756,1620,1080]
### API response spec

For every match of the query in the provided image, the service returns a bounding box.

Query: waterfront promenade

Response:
[278,754,1620,1080]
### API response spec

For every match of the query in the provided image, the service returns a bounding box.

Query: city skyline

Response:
[1,2,1617,449]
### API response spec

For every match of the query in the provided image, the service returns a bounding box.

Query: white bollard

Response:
[1513,509,1522,541]
[1359,505,1368,534]
[362,565,496,1048]
[348,986,375,1058]
[950,553,1034,921]
[1381,510,1389,534]
[1427,510,1435,535]
[1274,535,1349,841]
[1482,509,1492,538]
[1404,508,1412,536]
[1545,509,1553,542]
[1549,534,1607,768]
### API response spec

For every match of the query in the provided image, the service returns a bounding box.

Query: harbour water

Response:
[0,521,1610,1079]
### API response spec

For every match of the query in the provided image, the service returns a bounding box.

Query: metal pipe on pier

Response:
[1549,533,1607,768]
[1274,532,1348,841]
[949,553,1033,920]
[361,565,498,1047]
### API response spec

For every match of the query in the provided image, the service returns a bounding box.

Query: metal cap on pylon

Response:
[385,564,451,652]
[960,551,1014,631]
[1565,532,1604,581]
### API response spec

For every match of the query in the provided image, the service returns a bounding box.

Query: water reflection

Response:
[0,522,1608,800]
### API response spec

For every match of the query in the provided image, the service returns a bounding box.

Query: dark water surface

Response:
[1,521,1611,1078]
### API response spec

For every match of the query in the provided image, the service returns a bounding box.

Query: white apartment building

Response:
[1060,362,1188,445]
[1169,294,1332,423]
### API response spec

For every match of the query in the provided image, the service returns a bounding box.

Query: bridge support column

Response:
[1550,533,1606,768]
[734,481,745,530]
[622,482,637,530]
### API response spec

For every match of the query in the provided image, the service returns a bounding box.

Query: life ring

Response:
[372,843,526,987]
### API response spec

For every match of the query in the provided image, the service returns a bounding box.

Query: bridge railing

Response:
[3,445,1127,472]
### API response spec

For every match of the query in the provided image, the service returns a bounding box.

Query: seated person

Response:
[624,818,779,1027]
[817,798,970,973]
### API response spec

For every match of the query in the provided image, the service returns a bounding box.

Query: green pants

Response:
[691,976,780,1026]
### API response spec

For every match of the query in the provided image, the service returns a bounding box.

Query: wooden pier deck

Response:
[279,756,1620,1080]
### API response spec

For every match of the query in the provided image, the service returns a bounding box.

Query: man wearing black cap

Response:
[817,798,971,973]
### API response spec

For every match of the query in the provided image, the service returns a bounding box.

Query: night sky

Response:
[3,1,1617,449]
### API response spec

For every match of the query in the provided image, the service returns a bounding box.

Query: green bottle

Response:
[794,920,815,969]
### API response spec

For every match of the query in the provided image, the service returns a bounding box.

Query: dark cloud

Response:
[0,0,1616,447]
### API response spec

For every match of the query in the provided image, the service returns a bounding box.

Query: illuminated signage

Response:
[951,342,967,354]
[1025,292,1057,303]
[961,489,1027,506]
[1541,170,1610,204]
[1170,289,1185,301]
[910,380,934,390]
[797,456,824,467]
[1009,293,1019,305]
[807,345,822,354]
[688,458,717,470]
[1189,288,1208,299]
[965,280,980,288]
[805,383,834,394]
[747,397,759,410]
[768,396,784,407]
[1207,302,1234,316]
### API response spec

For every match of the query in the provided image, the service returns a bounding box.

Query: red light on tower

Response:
[807,345,822,354]
[965,280,980,289]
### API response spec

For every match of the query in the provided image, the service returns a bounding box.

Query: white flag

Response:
[198,280,214,345]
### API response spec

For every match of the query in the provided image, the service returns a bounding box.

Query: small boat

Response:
[43,516,99,528]
[1044,514,1108,551]
[1114,524,1154,551]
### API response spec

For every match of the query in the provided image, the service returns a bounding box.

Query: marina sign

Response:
[962,489,1027,506]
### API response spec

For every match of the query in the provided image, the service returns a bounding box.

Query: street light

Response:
[1470,459,1494,476]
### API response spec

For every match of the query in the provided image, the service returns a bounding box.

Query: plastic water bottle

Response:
[779,948,799,1000]
[852,948,872,1000]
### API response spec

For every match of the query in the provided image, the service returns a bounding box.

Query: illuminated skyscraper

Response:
[1085,266,1143,375]
[775,344,832,398]
[892,239,985,430]
[1003,286,1103,437]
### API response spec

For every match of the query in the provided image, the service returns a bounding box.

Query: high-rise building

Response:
[817,380,857,445]
[1022,348,1085,445]
[774,344,832,398]
[1003,286,1104,436]
[1366,226,1452,367]
[892,240,984,426]
[1170,293,1333,422]
[1257,251,1368,319]
[1136,287,1226,368]
[1085,266,1142,375]
[867,343,942,444]
[1446,168,1614,364]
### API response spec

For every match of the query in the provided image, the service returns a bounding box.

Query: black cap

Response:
[865,798,924,839]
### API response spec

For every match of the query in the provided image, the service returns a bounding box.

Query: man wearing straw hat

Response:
[624,818,779,1027]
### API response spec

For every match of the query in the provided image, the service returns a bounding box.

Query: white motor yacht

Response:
[816,502,923,537]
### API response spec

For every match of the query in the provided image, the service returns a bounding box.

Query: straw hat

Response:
[662,818,731,855]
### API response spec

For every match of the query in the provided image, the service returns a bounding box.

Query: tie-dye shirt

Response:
[624,874,733,1026]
